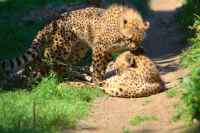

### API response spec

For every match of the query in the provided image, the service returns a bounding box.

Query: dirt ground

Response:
[65,0,195,132]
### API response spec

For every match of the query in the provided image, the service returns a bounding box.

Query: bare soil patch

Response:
[65,0,192,132]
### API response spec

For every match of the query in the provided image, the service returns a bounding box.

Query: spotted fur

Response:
[0,5,149,88]
[58,48,165,98]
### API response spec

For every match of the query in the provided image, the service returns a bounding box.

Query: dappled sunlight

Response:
[150,0,185,12]
[0,0,9,2]
[137,0,190,76]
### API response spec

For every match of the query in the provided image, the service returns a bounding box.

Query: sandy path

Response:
[65,0,191,132]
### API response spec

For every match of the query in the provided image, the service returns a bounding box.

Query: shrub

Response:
[173,0,200,41]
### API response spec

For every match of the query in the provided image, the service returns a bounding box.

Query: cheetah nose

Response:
[129,46,135,50]
[127,42,136,50]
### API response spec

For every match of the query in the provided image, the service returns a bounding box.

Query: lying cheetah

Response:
[23,0,132,22]
[58,47,165,98]
[23,0,109,22]
[23,3,84,22]
[0,5,149,88]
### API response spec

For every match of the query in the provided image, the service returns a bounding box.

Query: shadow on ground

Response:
[140,10,189,76]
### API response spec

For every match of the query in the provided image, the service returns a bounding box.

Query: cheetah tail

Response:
[0,30,43,71]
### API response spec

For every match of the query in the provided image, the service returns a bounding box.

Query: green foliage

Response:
[129,114,158,126]
[173,0,200,41]
[142,97,152,106]
[174,15,200,129]
[173,101,184,108]
[177,66,200,126]
[179,21,200,69]
[166,87,182,98]
[0,73,106,132]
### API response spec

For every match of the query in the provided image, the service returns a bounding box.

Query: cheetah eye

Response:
[138,37,143,42]
[116,69,121,75]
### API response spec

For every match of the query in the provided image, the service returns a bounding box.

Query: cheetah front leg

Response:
[91,42,127,82]
[92,45,113,83]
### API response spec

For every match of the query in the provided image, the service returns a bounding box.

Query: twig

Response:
[33,100,36,128]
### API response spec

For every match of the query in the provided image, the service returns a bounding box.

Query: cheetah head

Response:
[120,7,150,50]
[121,19,149,50]
[115,47,146,77]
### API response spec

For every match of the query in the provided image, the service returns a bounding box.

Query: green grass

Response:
[166,87,182,98]
[170,105,193,127]
[123,129,134,133]
[129,114,158,126]
[173,101,184,108]
[0,0,150,132]
[173,0,197,42]
[142,97,152,106]
[0,73,106,132]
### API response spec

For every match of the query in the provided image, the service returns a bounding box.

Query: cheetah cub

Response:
[58,47,165,98]
[0,5,149,88]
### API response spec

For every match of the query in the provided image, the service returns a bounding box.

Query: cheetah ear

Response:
[137,47,146,55]
[143,21,150,30]
[124,19,128,24]
[125,54,135,65]
[120,0,127,5]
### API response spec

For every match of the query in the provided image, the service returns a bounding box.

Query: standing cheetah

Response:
[0,5,149,88]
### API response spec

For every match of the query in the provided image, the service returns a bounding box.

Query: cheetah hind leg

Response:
[87,82,127,97]
[57,81,125,97]
[53,65,91,82]
[72,65,93,74]
[96,82,124,97]
[71,71,92,82]
[58,81,92,89]
[98,87,124,97]
[0,69,25,85]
